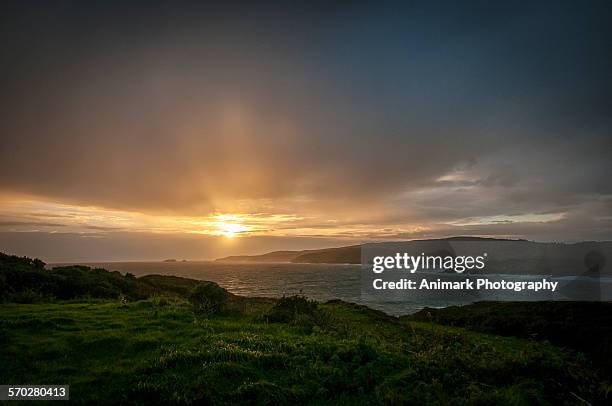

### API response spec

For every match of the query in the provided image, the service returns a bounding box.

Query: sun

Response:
[217,221,247,238]
[208,214,252,238]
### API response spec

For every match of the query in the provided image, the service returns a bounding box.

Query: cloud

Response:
[0,1,610,258]
[0,221,66,228]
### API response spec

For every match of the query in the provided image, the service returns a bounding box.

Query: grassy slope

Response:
[404,301,612,374]
[1,299,608,405]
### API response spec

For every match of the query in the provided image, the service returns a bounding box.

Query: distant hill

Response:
[215,237,612,276]
[215,246,362,264]
[291,245,361,264]
[215,237,527,264]
[216,250,303,263]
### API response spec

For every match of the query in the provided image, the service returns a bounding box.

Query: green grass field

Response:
[1,297,609,405]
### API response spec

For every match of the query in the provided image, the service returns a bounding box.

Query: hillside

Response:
[1,252,611,403]
[2,299,609,404]
[215,237,612,276]
[404,301,612,374]
[215,250,303,263]
[0,252,202,302]
[291,245,361,264]
[215,246,363,264]
[215,238,523,264]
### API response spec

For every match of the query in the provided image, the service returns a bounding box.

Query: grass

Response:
[1,298,609,405]
[403,301,612,374]
[2,253,609,403]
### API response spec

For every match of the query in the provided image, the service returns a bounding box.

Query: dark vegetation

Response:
[266,295,319,322]
[0,252,201,303]
[189,282,229,316]
[1,252,611,404]
[265,296,345,335]
[405,301,612,374]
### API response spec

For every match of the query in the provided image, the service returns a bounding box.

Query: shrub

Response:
[151,294,169,307]
[188,282,228,316]
[266,296,318,323]
[233,380,292,405]
[9,288,52,304]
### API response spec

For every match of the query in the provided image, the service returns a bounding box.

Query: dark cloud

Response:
[0,1,610,258]
[0,221,66,228]
[84,225,123,231]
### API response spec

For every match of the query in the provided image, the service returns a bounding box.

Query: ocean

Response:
[50,261,612,316]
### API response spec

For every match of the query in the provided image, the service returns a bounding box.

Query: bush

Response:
[266,296,318,323]
[0,251,226,304]
[266,296,347,335]
[188,282,228,316]
[9,289,52,304]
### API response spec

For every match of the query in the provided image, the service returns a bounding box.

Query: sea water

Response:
[50,261,612,316]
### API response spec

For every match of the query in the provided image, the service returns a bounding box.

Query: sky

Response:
[1,1,611,261]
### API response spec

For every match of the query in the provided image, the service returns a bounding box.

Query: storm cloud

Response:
[0,1,610,260]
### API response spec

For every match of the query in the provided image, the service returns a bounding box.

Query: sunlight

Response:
[210,215,252,238]
[217,221,247,238]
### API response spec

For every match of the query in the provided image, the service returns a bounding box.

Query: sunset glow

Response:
[1,1,610,263]
[211,216,250,238]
